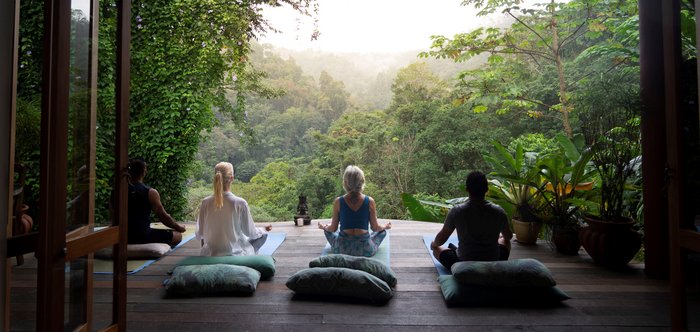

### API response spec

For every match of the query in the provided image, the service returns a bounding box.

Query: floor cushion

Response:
[164,264,261,297]
[175,255,276,280]
[451,258,556,288]
[438,275,570,307]
[95,243,171,260]
[309,254,397,287]
[286,267,393,303]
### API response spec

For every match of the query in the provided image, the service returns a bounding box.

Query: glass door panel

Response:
[65,0,94,330]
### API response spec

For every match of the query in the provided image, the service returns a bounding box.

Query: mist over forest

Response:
[263,45,486,109]
[183,0,647,225]
[187,43,544,222]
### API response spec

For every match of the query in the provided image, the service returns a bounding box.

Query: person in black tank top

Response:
[127,158,186,246]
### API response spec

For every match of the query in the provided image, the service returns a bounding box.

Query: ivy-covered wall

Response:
[16,0,316,224]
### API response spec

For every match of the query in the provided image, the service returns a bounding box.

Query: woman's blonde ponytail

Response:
[213,162,234,209]
[214,171,224,209]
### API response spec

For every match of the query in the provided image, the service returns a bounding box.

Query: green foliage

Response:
[483,141,545,222]
[575,69,641,220]
[180,0,648,225]
[94,0,315,222]
[507,133,558,157]
[421,0,641,137]
[401,193,445,223]
[184,181,212,221]
[535,133,596,227]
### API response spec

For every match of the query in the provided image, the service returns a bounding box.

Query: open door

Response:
[5,0,130,330]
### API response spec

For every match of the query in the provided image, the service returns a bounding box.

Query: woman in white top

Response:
[196,162,272,256]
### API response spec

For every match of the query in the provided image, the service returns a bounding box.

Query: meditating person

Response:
[430,171,513,270]
[318,165,392,257]
[127,158,186,247]
[196,162,272,256]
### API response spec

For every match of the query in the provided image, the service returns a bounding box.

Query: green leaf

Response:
[473,105,488,113]
[401,193,442,222]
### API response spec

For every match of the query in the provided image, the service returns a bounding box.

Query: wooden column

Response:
[661,1,686,330]
[638,0,670,279]
[37,0,71,330]
[112,0,131,330]
[0,0,20,329]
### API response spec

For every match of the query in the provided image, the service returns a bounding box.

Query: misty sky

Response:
[259,0,504,54]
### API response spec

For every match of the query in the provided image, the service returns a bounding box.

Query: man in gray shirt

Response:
[430,171,513,270]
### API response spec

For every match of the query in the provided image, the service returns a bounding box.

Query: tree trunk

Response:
[550,0,573,138]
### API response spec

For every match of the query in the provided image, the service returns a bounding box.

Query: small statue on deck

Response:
[294,194,311,226]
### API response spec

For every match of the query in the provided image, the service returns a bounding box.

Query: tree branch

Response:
[516,96,553,110]
[566,57,629,90]
[558,2,592,48]
[502,40,557,61]
[506,9,553,51]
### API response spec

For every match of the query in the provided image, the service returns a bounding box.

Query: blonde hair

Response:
[213,162,234,209]
[342,165,365,194]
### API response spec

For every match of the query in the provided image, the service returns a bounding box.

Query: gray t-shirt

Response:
[444,198,508,261]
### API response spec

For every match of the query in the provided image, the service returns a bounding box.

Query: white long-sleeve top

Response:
[196,192,266,256]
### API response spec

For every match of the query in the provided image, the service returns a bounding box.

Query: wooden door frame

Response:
[1,0,20,330]
[36,0,72,329]
[112,0,131,329]
[34,0,130,330]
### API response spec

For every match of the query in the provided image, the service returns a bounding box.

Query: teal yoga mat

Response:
[422,234,458,276]
[321,232,390,265]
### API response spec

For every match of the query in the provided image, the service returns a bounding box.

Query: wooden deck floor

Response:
[9,219,700,331]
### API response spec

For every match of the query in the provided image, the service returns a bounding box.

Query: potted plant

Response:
[533,133,596,255]
[578,101,642,267]
[483,141,545,245]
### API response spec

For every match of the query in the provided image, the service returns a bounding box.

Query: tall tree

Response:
[421,0,638,137]
[318,71,350,125]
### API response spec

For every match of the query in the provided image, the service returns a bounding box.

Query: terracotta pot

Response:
[550,225,580,255]
[512,218,541,245]
[580,216,641,267]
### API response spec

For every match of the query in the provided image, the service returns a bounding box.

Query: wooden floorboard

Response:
[7,219,700,331]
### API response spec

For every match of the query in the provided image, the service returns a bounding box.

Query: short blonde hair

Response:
[214,162,234,209]
[342,165,365,194]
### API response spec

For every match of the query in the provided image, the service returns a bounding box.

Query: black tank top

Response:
[128,182,152,237]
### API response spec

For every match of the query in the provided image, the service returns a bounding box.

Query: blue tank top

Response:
[339,195,370,231]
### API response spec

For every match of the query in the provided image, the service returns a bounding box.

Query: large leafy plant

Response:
[574,61,642,221]
[534,133,596,227]
[482,141,545,222]
[400,193,466,223]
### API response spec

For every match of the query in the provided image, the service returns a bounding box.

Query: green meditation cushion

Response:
[164,264,261,297]
[438,275,570,307]
[309,254,397,287]
[451,258,556,288]
[175,255,275,280]
[286,267,394,303]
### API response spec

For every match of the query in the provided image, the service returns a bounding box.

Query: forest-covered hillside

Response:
[188,42,564,222]
[16,0,692,226]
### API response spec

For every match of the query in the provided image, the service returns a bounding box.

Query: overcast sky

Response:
[259,0,505,54]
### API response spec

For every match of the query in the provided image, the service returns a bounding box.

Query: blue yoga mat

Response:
[257,232,286,255]
[321,232,390,265]
[422,234,458,276]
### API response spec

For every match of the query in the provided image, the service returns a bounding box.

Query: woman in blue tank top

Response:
[318,165,392,257]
